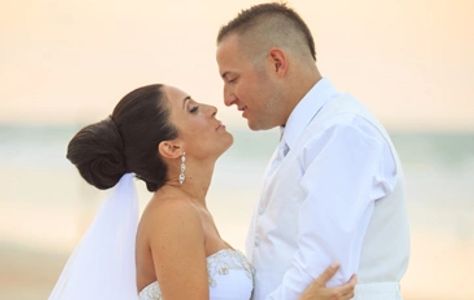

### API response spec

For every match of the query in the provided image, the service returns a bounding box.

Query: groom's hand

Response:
[299,263,357,300]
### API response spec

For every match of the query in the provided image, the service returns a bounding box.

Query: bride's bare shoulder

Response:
[141,191,203,235]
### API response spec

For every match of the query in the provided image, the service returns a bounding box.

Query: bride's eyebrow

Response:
[182,96,191,109]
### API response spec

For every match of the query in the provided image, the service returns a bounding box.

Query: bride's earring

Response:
[179,152,186,185]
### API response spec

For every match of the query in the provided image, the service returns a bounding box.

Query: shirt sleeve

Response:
[265,118,394,300]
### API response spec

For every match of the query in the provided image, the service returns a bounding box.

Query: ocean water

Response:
[1,124,473,299]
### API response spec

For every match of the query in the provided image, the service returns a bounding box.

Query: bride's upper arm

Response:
[148,200,209,300]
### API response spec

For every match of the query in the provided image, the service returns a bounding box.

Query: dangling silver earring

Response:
[179,152,186,185]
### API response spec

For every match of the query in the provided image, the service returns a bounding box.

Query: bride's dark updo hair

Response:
[66,84,178,192]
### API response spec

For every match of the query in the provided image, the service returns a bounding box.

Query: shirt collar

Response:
[281,78,337,150]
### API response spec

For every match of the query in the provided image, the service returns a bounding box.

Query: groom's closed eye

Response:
[228,76,238,84]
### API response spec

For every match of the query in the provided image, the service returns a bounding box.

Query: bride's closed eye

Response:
[185,98,199,114]
[188,102,199,114]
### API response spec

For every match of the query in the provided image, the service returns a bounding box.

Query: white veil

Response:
[49,173,140,300]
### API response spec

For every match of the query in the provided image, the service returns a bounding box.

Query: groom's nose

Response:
[224,84,237,106]
[224,94,237,106]
[224,87,237,106]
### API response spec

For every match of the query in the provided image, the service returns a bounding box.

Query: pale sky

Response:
[1,0,473,131]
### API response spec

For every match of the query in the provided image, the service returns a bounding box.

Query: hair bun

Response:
[67,118,127,189]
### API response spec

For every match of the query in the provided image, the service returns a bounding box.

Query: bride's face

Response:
[163,85,233,160]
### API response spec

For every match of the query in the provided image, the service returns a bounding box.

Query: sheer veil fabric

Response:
[49,173,140,300]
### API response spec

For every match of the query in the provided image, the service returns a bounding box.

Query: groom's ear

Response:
[158,140,184,159]
[268,48,288,77]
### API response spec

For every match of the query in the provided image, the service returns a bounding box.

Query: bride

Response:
[49,84,356,300]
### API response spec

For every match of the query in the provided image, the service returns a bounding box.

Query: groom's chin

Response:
[246,120,261,131]
[247,121,275,131]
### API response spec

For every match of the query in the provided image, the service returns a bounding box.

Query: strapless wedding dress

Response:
[139,249,254,300]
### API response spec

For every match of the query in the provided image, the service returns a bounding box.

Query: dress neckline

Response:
[207,247,235,258]
[138,248,241,295]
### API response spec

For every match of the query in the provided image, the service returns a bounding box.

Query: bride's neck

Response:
[163,159,215,207]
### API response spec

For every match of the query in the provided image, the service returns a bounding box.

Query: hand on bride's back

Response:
[299,264,357,300]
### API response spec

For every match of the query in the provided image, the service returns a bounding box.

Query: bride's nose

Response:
[206,105,218,117]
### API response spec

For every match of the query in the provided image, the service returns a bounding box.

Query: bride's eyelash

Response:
[189,105,199,113]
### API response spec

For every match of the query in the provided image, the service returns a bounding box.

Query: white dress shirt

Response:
[246,78,410,300]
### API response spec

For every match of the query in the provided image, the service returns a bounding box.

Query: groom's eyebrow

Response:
[182,96,191,109]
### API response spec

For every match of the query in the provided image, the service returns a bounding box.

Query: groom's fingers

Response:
[341,290,355,300]
[315,262,340,286]
[335,274,357,296]
[341,285,356,300]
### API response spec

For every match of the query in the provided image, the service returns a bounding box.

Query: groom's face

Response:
[216,34,282,130]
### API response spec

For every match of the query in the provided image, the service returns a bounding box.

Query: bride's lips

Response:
[216,121,226,131]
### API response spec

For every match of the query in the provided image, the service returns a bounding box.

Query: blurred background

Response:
[1,0,473,299]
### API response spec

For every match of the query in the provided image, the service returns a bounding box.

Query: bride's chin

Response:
[216,136,234,156]
[226,133,234,145]
[224,134,234,150]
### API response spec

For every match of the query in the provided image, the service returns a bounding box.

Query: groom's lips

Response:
[239,106,248,118]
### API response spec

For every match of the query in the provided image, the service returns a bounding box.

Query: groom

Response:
[216,3,410,300]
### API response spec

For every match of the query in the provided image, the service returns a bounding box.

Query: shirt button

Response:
[258,207,265,215]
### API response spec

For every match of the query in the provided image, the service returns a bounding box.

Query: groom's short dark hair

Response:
[217,2,316,61]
